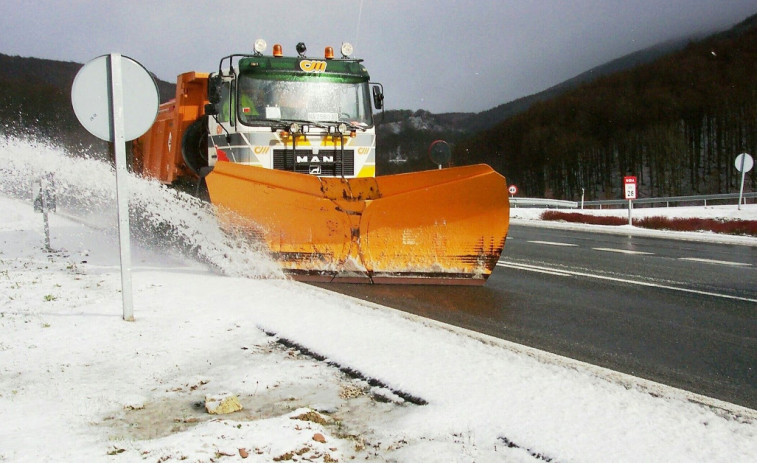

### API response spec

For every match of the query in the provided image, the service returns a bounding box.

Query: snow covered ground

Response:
[510,202,757,246]
[511,204,757,223]
[1,137,756,462]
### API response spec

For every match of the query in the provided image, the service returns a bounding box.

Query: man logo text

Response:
[297,155,334,163]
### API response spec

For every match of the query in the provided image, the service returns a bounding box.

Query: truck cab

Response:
[204,40,384,179]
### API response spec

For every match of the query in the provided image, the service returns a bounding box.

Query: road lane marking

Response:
[499,263,574,277]
[528,240,578,247]
[497,261,757,303]
[678,257,751,267]
[593,247,654,255]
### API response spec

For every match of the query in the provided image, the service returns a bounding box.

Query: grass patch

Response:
[540,211,627,226]
[540,211,757,236]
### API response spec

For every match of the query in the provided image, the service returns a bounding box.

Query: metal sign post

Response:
[71,54,158,321]
[735,153,754,211]
[32,174,56,252]
[624,176,637,226]
[428,140,451,170]
[108,55,134,321]
[581,188,585,209]
[508,185,518,208]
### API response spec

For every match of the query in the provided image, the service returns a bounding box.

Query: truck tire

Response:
[181,117,208,177]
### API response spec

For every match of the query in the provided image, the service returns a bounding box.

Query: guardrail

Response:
[510,192,756,209]
[510,198,578,208]
[582,192,757,208]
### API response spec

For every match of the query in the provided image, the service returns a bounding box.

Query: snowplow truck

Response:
[132,40,510,284]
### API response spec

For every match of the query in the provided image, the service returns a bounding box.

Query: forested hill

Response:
[0,54,92,148]
[0,54,175,151]
[2,11,755,199]
[374,37,697,175]
[454,13,757,200]
[462,36,695,134]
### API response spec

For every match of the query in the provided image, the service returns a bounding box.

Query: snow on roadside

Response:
[511,203,757,222]
[1,195,755,462]
[1,137,756,462]
[510,203,757,246]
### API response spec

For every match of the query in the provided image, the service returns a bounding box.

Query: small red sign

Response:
[508,185,518,196]
[623,176,637,200]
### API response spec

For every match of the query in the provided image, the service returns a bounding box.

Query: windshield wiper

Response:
[272,119,371,134]
[305,118,370,132]
[271,119,331,131]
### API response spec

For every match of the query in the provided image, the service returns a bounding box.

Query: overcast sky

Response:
[1,1,755,113]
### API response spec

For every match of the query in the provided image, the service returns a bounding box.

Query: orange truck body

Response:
[132,72,208,183]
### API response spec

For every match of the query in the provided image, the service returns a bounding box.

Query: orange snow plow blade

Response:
[205,163,509,285]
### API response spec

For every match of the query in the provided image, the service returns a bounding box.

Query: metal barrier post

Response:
[32,174,56,252]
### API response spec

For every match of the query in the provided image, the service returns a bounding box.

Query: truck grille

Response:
[273,149,355,176]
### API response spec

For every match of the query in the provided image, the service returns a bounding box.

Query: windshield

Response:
[237,74,373,127]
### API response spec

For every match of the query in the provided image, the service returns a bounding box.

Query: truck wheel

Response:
[181,117,208,176]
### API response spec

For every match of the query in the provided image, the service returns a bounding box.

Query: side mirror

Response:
[371,84,384,110]
[428,140,451,168]
[204,103,218,116]
[207,74,222,105]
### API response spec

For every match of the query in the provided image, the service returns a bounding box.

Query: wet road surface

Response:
[314,224,757,409]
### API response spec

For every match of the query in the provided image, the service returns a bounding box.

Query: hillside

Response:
[1,14,754,195]
[454,13,757,200]
[462,36,696,133]
[374,36,699,174]
[0,54,176,153]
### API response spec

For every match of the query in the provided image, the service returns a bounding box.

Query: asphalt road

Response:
[315,224,757,409]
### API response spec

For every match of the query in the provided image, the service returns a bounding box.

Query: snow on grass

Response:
[511,201,757,222]
[510,202,757,246]
[1,137,755,462]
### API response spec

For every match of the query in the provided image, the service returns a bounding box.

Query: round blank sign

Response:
[734,153,753,173]
[71,54,159,142]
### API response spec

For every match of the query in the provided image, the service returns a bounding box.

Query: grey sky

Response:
[1,1,755,113]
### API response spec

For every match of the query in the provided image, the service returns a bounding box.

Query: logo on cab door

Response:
[299,60,327,73]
